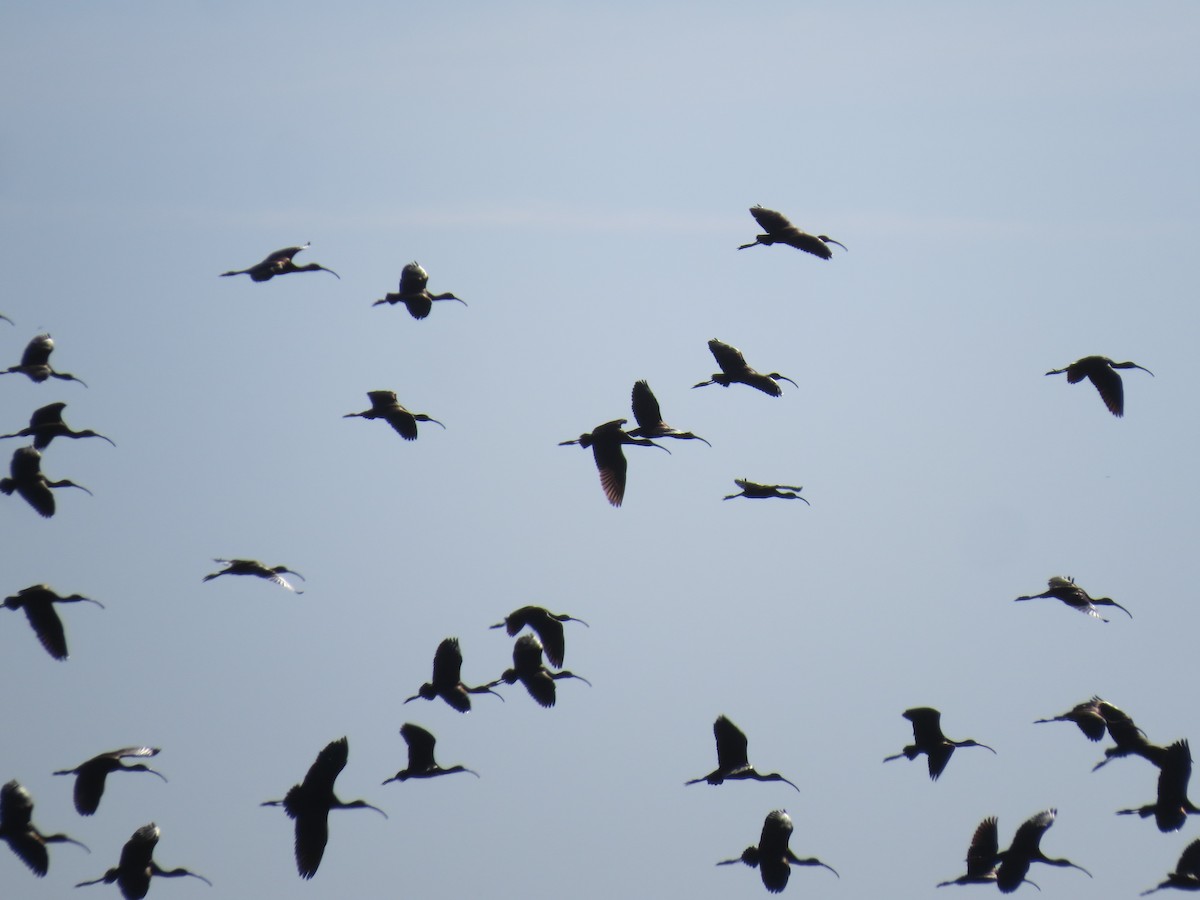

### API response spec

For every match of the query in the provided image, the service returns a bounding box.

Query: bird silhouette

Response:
[487,633,591,708]
[3,583,104,660]
[995,809,1091,893]
[0,780,88,877]
[0,445,92,517]
[221,243,339,281]
[76,823,210,898]
[717,809,838,893]
[936,816,1046,890]
[883,707,995,780]
[694,339,797,397]
[261,737,386,879]
[0,402,114,449]
[383,724,479,784]
[1034,696,1108,742]
[559,418,667,507]
[737,205,847,259]
[0,333,87,385]
[488,605,589,669]
[686,716,800,792]
[53,747,167,816]
[723,479,809,503]
[202,559,304,593]
[626,380,710,445]
[405,637,503,713]
[1045,355,1153,417]
[343,390,444,441]
[1014,576,1132,622]
[372,261,466,319]
[1093,700,1168,771]
[1118,740,1200,832]
[1141,838,1200,895]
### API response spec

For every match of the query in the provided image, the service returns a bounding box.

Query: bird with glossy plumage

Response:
[202,558,304,593]
[723,479,809,503]
[221,243,338,281]
[1035,696,1108,742]
[717,809,838,893]
[996,809,1091,893]
[0,402,114,449]
[3,583,104,660]
[1093,700,1168,771]
[343,390,444,441]
[0,333,87,386]
[0,445,92,517]
[559,418,667,507]
[489,605,588,669]
[1118,740,1200,832]
[936,816,1045,890]
[694,339,797,397]
[53,748,166,816]
[0,780,88,877]
[372,262,465,319]
[737,206,847,259]
[1141,839,1200,895]
[686,716,799,792]
[487,633,591,708]
[1045,355,1152,417]
[1015,575,1132,622]
[383,724,479,784]
[626,380,710,446]
[76,822,209,899]
[405,637,503,713]
[884,707,995,780]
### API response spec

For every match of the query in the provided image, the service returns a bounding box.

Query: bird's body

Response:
[937,816,1043,890]
[202,559,304,593]
[487,633,590,708]
[559,418,667,507]
[343,390,444,441]
[76,822,209,899]
[1093,700,1168,771]
[0,333,87,385]
[53,747,166,816]
[686,715,799,791]
[626,380,710,445]
[694,339,797,397]
[0,780,88,877]
[1015,576,1132,622]
[383,724,479,783]
[1045,355,1152,417]
[995,808,1091,893]
[261,737,386,879]
[2,583,104,660]
[405,637,503,713]
[1118,740,1200,832]
[221,243,339,281]
[489,605,588,669]
[1034,696,1108,742]
[373,261,465,319]
[737,205,847,259]
[1141,839,1200,894]
[723,479,809,503]
[0,445,92,517]
[717,809,838,893]
[0,402,114,449]
[883,707,995,780]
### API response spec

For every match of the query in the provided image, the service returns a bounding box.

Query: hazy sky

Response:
[3,2,1199,898]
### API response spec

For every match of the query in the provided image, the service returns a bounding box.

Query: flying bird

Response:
[489,605,589,669]
[76,823,210,899]
[717,809,838,893]
[2,583,104,660]
[261,737,386,879]
[723,480,809,503]
[883,707,995,780]
[1034,696,1108,742]
[0,780,88,877]
[372,261,466,319]
[0,445,92,517]
[686,716,800,792]
[0,402,114,449]
[0,333,87,385]
[737,205,847,259]
[1118,740,1200,832]
[343,390,444,441]
[936,816,1043,891]
[694,339,797,397]
[626,380,710,445]
[405,637,503,713]
[487,633,591,708]
[202,559,305,593]
[1140,839,1200,895]
[382,724,479,784]
[1045,355,1152,417]
[221,243,339,281]
[1093,700,1168,771]
[1014,576,1132,622]
[53,747,167,816]
[995,808,1091,893]
[559,418,667,507]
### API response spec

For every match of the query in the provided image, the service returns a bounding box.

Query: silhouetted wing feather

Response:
[18,481,56,518]
[383,410,419,440]
[927,744,953,780]
[24,601,68,659]
[302,738,348,794]
[707,340,747,375]
[405,295,433,320]
[7,831,49,876]
[714,716,751,772]
[749,206,794,235]
[432,638,464,687]
[21,335,53,368]
[965,817,999,876]
[528,616,566,669]
[1086,366,1124,416]
[294,810,329,879]
[1008,809,1054,858]
[523,673,557,708]
[592,441,628,508]
[28,403,67,428]
[905,708,944,747]
[759,861,790,893]
[630,381,664,428]
[759,810,793,858]
[400,724,437,770]
[398,263,428,294]
[1177,839,1200,878]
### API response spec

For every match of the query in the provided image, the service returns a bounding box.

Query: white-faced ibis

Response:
[995,809,1091,893]
[723,479,809,503]
[383,724,479,784]
[489,605,589,669]
[559,418,667,507]
[737,205,847,259]
[1014,575,1131,622]
[261,737,386,879]
[1118,740,1200,832]
[1045,355,1152,417]
[694,339,797,397]
[3,583,104,660]
[0,402,114,449]
[936,817,1021,889]
[53,747,166,816]
[0,334,87,386]
[343,390,444,441]
[1035,696,1108,742]
[1141,839,1200,895]
[626,380,710,445]
[686,716,799,792]
[372,261,466,319]
[717,809,838,893]
[0,445,92,517]
[0,780,88,877]
[486,633,590,708]
[202,559,304,593]
[76,823,209,899]
[1093,700,1168,771]
[884,707,995,781]
[221,243,339,281]
[405,637,503,713]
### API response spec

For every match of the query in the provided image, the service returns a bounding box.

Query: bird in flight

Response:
[343,390,444,441]
[373,261,466,319]
[737,205,847,259]
[1044,355,1152,417]
[203,559,305,593]
[221,243,339,281]
[717,809,838,893]
[883,707,996,780]
[694,339,797,397]
[686,715,800,791]
[1,334,87,386]
[559,418,667,507]
[1014,576,1131,622]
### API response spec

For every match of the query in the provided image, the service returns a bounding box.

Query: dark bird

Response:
[1014,575,1132,622]
[0,780,88,877]
[3,583,104,660]
[221,243,339,281]
[382,724,479,784]
[488,605,589,669]
[0,445,92,517]
[202,559,304,593]
[1034,696,1108,742]
[1045,355,1152,417]
[996,808,1091,893]
[559,418,667,507]
[0,402,114,449]
[405,637,503,713]
[737,205,847,259]
[343,390,444,441]
[693,339,797,397]
[372,261,466,319]
[723,479,809,503]
[626,380,710,445]
[1118,740,1200,832]
[883,707,996,781]
[1141,839,1200,895]
[685,715,800,792]
[1093,700,1168,771]
[261,737,386,879]
[487,633,591,708]
[717,809,838,893]
[936,816,1025,890]
[0,333,87,385]
[53,747,167,816]
[76,823,210,899]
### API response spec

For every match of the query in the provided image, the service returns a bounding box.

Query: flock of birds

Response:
[1,203,1178,897]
